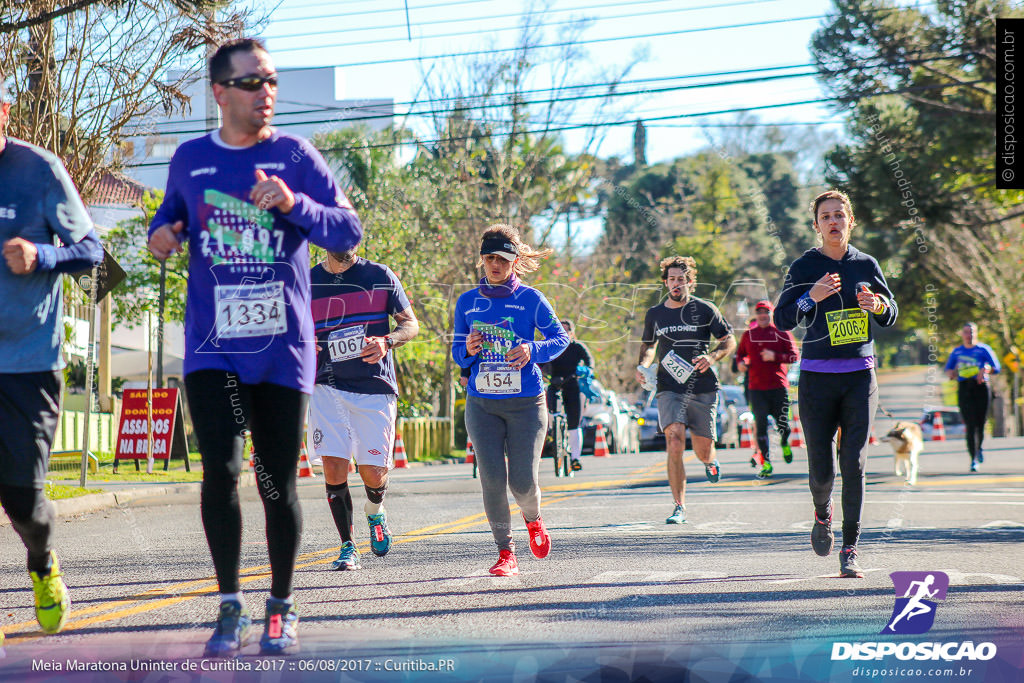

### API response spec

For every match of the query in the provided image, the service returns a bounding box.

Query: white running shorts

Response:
[307,385,397,469]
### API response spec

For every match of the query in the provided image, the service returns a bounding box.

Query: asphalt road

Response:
[1,367,1022,680]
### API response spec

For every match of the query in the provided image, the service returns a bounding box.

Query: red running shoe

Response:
[524,516,551,559]
[489,549,519,576]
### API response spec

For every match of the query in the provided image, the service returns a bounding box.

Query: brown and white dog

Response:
[881,422,924,485]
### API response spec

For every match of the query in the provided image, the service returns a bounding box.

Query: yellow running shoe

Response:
[30,551,70,634]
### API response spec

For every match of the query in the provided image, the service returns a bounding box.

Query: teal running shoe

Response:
[367,511,392,557]
[665,504,687,524]
[704,460,721,483]
[330,542,361,571]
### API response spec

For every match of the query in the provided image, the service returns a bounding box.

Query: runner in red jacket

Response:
[735,300,799,477]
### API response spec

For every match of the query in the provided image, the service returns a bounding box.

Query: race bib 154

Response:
[475,362,522,395]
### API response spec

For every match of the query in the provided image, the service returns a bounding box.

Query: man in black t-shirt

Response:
[636,256,736,525]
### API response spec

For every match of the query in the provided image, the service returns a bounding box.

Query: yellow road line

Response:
[5,461,667,640]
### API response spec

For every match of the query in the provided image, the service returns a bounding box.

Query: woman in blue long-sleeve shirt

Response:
[451,224,569,577]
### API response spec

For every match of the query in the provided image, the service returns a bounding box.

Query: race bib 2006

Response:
[327,325,366,363]
[661,350,695,385]
[826,308,869,346]
[475,362,522,395]
[214,281,286,339]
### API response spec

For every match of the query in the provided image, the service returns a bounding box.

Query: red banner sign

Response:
[114,388,189,470]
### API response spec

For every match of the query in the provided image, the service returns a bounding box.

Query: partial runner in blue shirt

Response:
[944,322,1000,471]
[0,87,102,638]
[451,224,568,579]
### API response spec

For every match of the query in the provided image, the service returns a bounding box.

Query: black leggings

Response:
[546,378,582,429]
[958,380,990,462]
[798,369,878,547]
[749,387,791,460]
[185,370,308,598]
[0,484,54,574]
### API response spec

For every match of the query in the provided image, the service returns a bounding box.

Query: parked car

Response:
[636,388,740,452]
[920,408,966,440]
[581,384,640,454]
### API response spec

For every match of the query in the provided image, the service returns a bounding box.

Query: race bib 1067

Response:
[327,325,366,363]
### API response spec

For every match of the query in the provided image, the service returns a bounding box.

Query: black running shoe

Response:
[839,545,864,578]
[811,509,834,557]
[571,459,582,471]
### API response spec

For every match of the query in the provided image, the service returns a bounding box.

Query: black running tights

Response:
[185,370,308,598]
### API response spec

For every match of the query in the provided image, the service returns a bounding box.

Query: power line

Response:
[271,13,825,55]
[263,0,788,40]
[142,61,820,130]
[270,3,934,67]
[142,69,830,137]
[268,0,760,25]
[138,53,963,131]
[124,80,989,168]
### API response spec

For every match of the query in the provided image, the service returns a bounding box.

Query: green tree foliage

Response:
[812,0,1024,353]
[105,191,189,327]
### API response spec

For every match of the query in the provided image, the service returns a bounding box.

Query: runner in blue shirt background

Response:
[944,322,1000,472]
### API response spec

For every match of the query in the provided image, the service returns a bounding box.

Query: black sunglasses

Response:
[219,75,278,92]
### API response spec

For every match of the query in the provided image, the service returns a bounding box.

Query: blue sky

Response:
[254,0,844,164]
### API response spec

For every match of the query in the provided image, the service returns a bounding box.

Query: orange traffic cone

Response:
[740,416,754,449]
[869,426,879,445]
[348,458,356,473]
[932,411,946,442]
[393,432,409,468]
[593,423,611,457]
[466,437,475,464]
[790,410,804,448]
[298,443,316,478]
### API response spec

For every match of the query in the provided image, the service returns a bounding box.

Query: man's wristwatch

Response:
[385,336,395,350]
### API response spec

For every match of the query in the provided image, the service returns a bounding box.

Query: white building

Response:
[122,66,394,190]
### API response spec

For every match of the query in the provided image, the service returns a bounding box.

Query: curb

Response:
[0,473,257,527]
[1,458,471,525]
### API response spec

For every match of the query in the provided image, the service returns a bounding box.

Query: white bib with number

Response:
[214,281,287,339]
[327,325,366,363]
[661,350,695,385]
[475,362,522,395]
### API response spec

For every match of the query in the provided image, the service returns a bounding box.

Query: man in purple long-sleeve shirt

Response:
[147,39,362,657]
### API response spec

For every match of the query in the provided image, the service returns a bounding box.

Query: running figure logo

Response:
[882,571,949,635]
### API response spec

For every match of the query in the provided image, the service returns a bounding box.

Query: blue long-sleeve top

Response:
[452,281,569,399]
[35,230,103,274]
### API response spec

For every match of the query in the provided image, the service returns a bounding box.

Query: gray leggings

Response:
[465,394,547,551]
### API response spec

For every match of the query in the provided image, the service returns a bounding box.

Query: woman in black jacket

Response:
[774,190,898,578]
